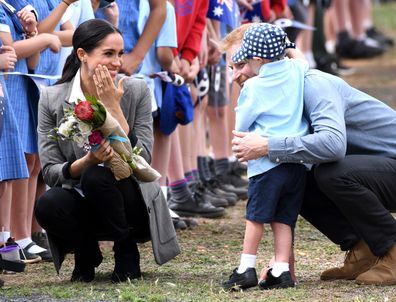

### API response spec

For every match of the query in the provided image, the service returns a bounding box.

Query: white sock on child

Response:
[271,262,289,277]
[237,254,256,273]
[16,237,46,253]
[0,231,10,244]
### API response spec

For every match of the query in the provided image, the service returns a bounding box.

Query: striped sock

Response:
[214,158,229,175]
[184,171,194,184]
[169,179,191,203]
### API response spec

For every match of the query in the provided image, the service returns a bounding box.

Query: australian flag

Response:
[240,0,271,24]
[207,0,239,29]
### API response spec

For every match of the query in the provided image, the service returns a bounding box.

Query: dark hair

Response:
[57,19,122,84]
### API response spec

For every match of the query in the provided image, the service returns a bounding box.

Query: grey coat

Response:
[37,75,180,269]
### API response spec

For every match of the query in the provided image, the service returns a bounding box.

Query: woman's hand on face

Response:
[87,138,114,164]
[93,64,126,109]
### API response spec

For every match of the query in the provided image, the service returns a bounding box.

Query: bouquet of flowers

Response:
[51,96,161,182]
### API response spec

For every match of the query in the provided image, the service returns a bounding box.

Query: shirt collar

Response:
[68,69,85,105]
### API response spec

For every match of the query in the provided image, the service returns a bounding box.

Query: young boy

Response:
[222,23,309,290]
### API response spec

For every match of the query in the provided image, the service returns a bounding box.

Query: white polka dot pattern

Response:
[232,23,295,63]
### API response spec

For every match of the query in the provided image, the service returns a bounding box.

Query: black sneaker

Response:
[168,191,225,218]
[223,268,258,290]
[258,269,294,290]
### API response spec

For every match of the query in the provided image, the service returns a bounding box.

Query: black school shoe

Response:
[258,269,294,290]
[222,268,258,290]
[111,252,141,283]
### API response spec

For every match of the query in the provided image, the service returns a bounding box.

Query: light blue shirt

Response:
[235,58,309,178]
[268,69,396,163]
[137,1,177,110]
[57,0,94,75]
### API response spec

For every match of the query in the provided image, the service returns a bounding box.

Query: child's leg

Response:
[270,222,292,277]
[237,220,263,273]
[259,247,296,282]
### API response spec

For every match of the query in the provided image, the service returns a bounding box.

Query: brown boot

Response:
[355,243,396,285]
[320,240,378,281]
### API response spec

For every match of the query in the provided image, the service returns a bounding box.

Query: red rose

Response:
[88,130,103,145]
[75,100,94,121]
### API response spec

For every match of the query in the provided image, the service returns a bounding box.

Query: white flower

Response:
[78,121,92,135]
[57,121,72,138]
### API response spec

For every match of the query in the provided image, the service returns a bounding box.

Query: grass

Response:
[2,202,396,302]
[2,2,396,302]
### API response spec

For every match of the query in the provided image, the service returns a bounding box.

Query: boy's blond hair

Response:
[219,23,253,53]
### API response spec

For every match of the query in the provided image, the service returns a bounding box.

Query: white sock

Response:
[16,237,46,253]
[271,262,289,277]
[237,254,256,273]
[0,231,10,244]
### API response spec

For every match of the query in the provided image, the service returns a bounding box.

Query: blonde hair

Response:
[219,23,253,53]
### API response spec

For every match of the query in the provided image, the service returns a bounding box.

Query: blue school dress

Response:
[1,2,38,154]
[0,6,28,180]
[28,0,62,80]
[0,76,29,181]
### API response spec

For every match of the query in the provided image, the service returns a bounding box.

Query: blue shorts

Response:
[246,163,306,227]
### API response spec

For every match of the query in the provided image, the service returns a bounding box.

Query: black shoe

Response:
[223,268,258,290]
[168,191,225,218]
[0,256,25,273]
[227,170,248,188]
[172,218,188,230]
[230,160,247,177]
[214,175,248,200]
[189,181,229,208]
[337,31,385,59]
[111,252,141,283]
[71,240,102,282]
[258,269,294,290]
[31,232,50,251]
[366,26,394,48]
[316,57,339,76]
[71,265,95,282]
[205,179,238,206]
[24,242,52,262]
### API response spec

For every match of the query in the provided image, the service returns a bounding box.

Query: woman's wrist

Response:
[61,0,70,6]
